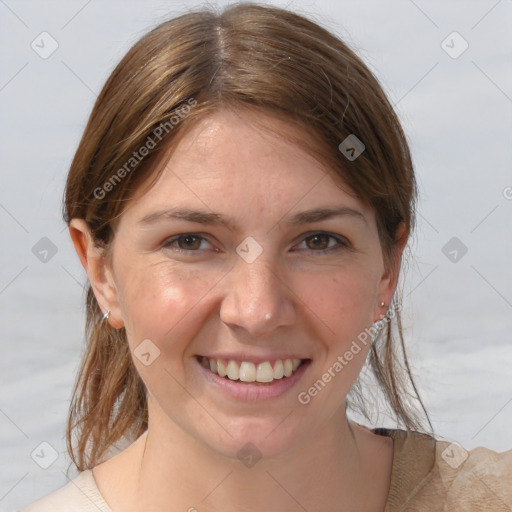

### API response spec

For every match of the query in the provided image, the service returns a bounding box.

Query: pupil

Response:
[181,235,199,249]
[309,234,327,249]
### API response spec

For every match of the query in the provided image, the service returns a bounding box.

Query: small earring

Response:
[379,301,385,307]
[102,311,111,321]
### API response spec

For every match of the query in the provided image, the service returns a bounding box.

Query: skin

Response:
[70,109,405,512]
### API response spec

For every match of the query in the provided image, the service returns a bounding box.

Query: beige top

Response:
[20,427,512,511]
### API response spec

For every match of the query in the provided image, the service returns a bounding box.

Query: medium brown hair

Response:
[64,2,433,470]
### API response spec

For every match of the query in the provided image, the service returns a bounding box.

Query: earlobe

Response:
[68,219,124,329]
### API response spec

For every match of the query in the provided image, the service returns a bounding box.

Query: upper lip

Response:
[197,354,310,365]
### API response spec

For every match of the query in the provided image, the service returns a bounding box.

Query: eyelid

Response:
[292,232,351,253]
[163,233,217,253]
[163,231,351,255]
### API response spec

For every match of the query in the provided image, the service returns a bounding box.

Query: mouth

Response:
[195,355,311,385]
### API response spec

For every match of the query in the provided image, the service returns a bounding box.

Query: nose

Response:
[219,253,296,337]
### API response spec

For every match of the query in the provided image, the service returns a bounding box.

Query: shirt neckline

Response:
[82,426,436,512]
[371,426,437,511]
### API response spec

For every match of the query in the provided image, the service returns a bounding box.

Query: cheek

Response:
[115,261,216,350]
[294,272,379,409]
[307,268,380,341]
[113,262,225,399]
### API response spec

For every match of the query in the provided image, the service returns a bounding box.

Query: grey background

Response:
[1,0,511,509]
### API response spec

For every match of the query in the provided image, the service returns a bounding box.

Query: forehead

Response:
[121,109,374,224]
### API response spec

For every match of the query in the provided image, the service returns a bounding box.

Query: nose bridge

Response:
[241,254,278,304]
[219,249,295,335]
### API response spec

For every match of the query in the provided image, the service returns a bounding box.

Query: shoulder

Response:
[19,470,111,512]
[372,427,512,511]
[432,437,512,510]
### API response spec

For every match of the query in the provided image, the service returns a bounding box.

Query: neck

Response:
[124,403,378,512]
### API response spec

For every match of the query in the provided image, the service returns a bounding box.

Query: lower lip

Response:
[194,357,312,401]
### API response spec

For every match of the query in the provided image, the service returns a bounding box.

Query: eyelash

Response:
[163,232,350,256]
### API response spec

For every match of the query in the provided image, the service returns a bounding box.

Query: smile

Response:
[197,356,307,383]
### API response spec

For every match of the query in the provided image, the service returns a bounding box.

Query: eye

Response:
[294,232,350,253]
[163,232,350,256]
[163,234,214,253]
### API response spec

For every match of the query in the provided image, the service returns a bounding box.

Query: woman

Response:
[21,3,512,511]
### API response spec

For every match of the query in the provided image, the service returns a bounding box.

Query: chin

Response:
[197,417,305,465]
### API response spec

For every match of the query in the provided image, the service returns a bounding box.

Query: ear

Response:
[69,219,124,329]
[373,222,408,322]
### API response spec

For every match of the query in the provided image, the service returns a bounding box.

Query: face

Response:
[80,109,399,461]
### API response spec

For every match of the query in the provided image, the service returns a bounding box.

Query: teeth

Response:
[284,359,293,377]
[274,360,284,379]
[200,356,303,383]
[217,359,227,377]
[256,362,274,382]
[226,360,239,380]
[239,361,256,382]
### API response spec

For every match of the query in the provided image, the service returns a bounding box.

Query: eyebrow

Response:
[138,206,367,230]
